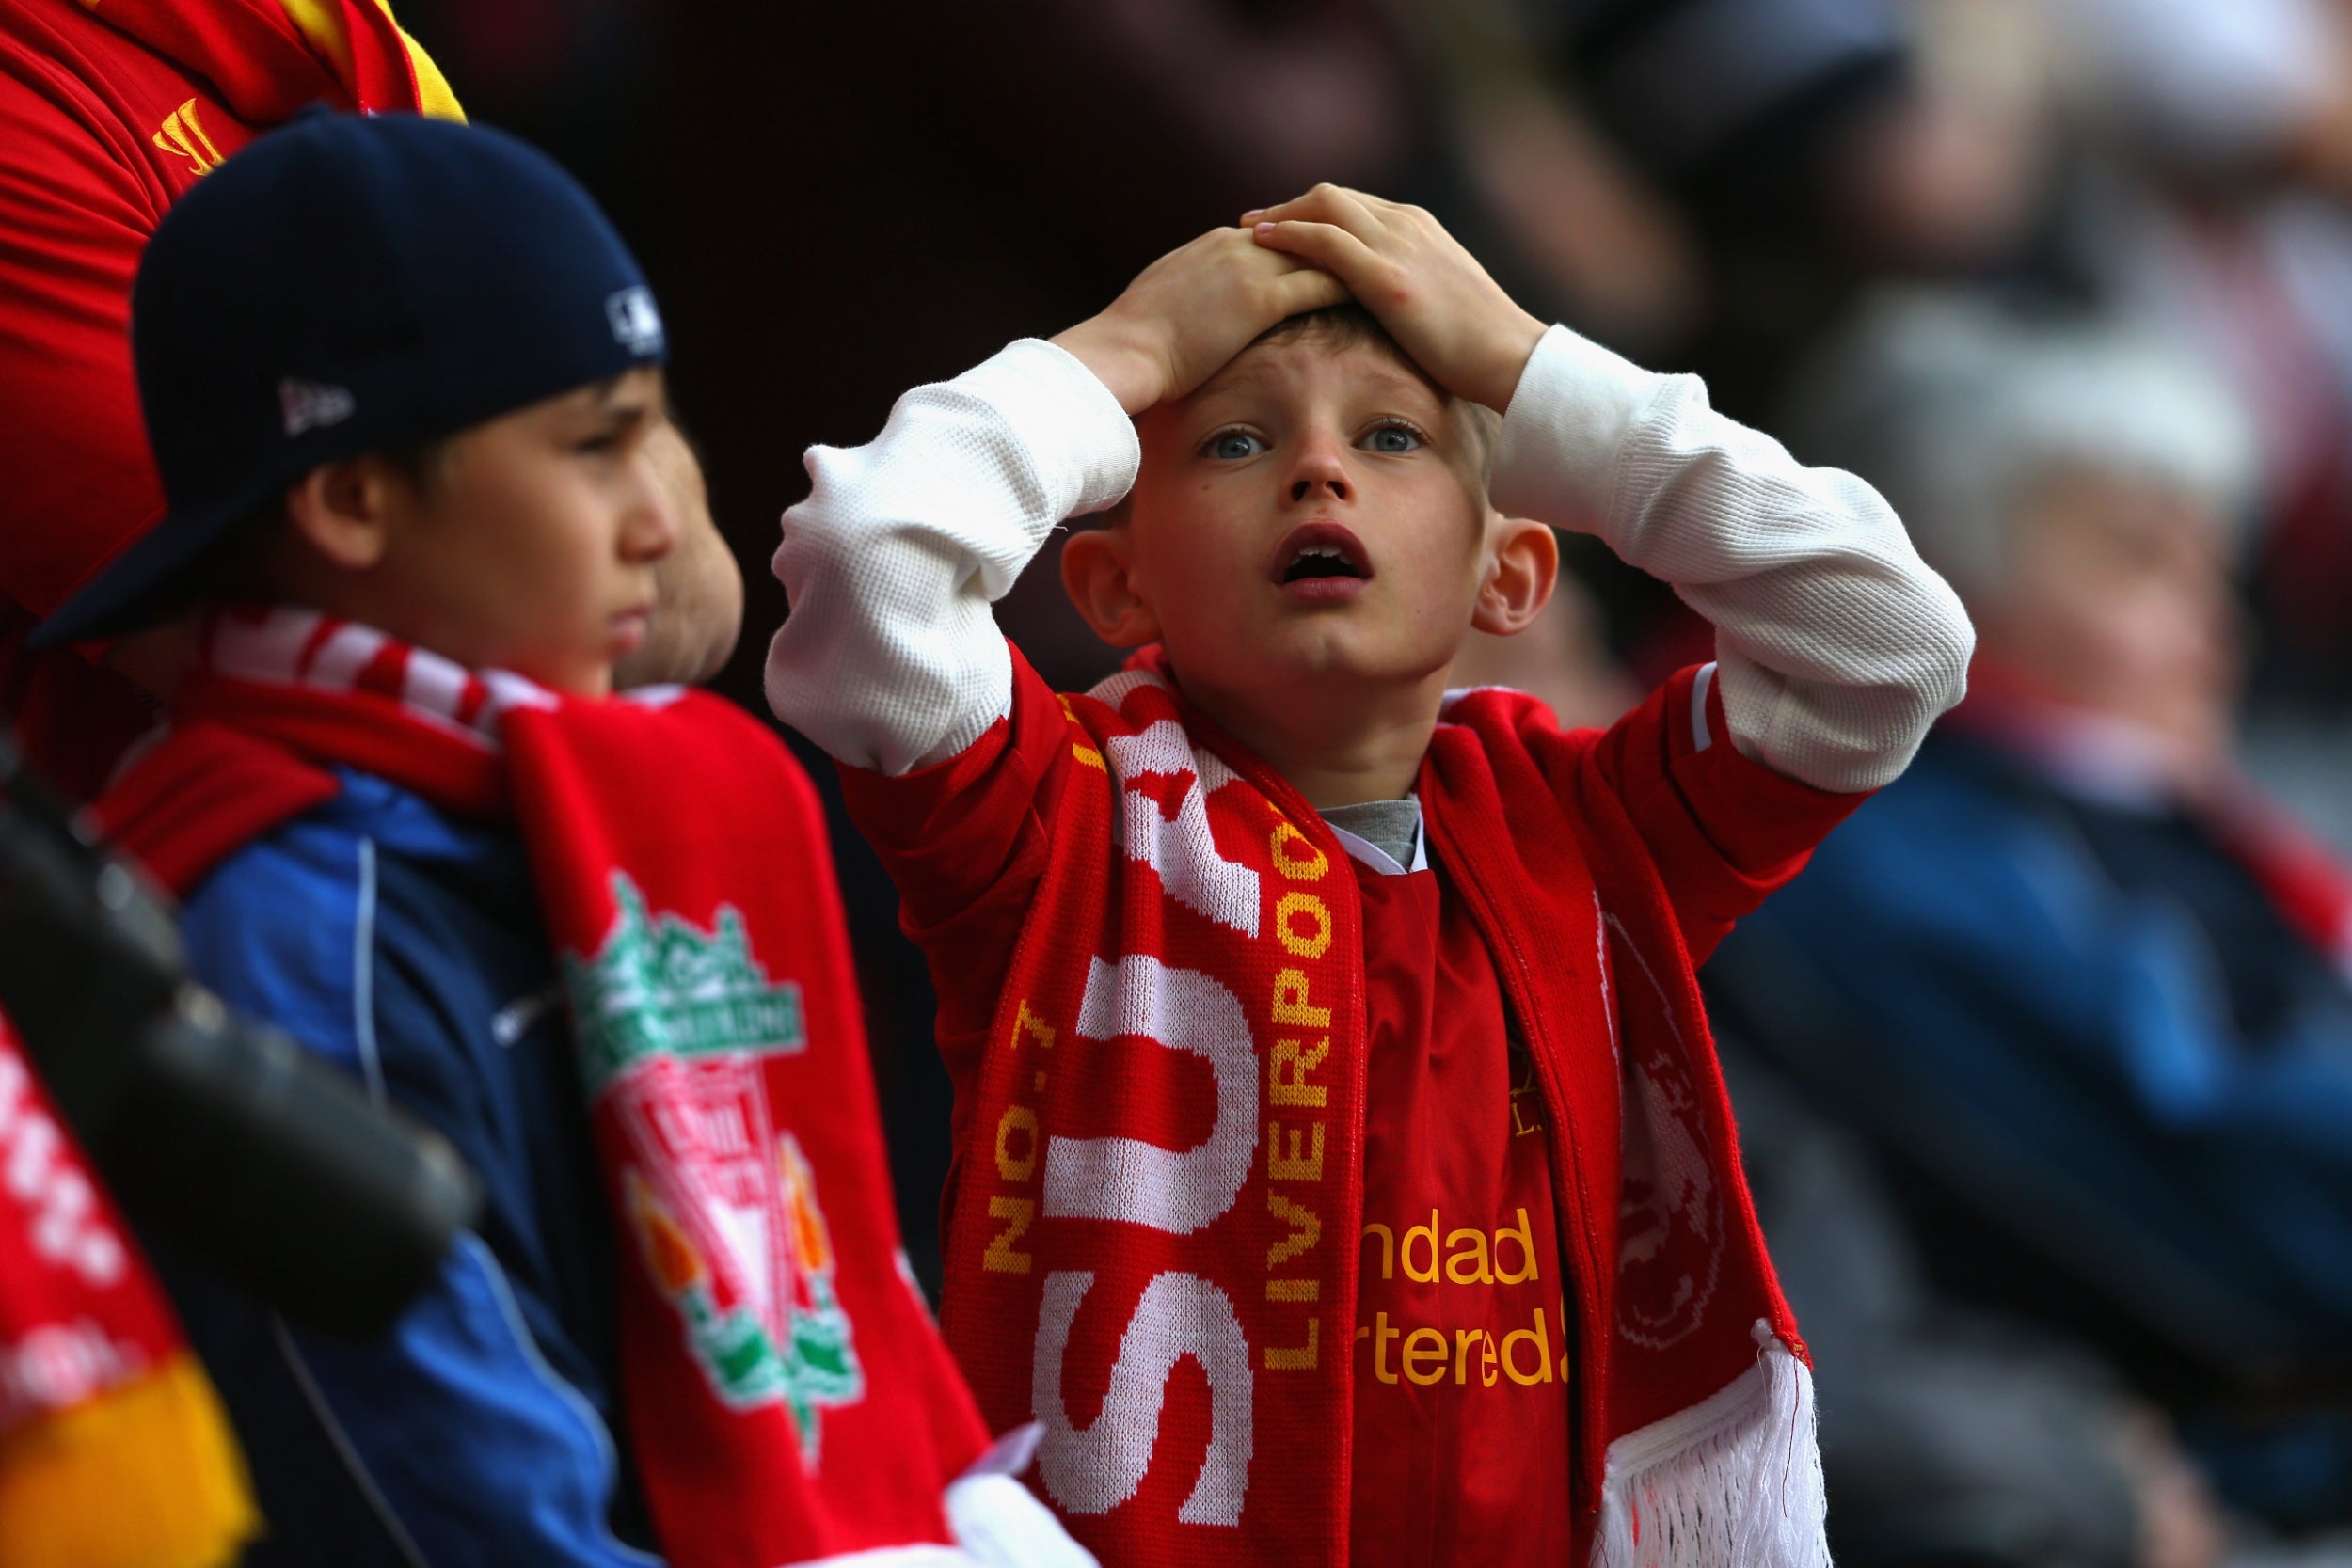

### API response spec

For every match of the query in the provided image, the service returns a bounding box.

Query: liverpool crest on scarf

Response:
[99,607,996,1568]
[568,873,866,1456]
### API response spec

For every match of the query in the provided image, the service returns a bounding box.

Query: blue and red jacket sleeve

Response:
[167,782,663,1568]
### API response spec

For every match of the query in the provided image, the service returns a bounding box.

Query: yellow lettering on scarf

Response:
[1269,968,1329,1028]
[1011,998,1056,1053]
[1275,892,1332,959]
[1262,816,1344,1375]
[1056,694,1105,770]
[1266,1192,1319,1266]
[1266,1119,1324,1182]
[982,1196,1034,1275]
[984,998,1055,1271]
[1264,1317,1318,1371]
[993,1106,1038,1183]
[1269,1037,1328,1107]
[1268,821,1328,881]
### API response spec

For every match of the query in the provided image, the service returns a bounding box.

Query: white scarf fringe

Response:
[1594,1322,1830,1568]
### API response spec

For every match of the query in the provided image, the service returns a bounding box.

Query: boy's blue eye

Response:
[1209,431,1264,461]
[1361,424,1421,454]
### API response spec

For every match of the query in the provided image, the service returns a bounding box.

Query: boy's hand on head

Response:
[1245,185,1547,413]
[1051,227,1350,415]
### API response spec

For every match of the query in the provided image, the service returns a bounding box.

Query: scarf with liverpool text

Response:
[933,648,1830,1568]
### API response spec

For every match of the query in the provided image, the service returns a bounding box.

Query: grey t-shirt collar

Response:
[1320,795,1426,877]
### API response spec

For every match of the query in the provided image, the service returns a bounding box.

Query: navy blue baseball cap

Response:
[35,108,668,649]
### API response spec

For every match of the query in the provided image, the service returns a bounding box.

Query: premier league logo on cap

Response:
[606,285,665,357]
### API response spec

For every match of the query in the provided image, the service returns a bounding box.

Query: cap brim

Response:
[30,491,259,651]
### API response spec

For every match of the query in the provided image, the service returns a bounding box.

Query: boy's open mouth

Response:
[1271,522,1373,592]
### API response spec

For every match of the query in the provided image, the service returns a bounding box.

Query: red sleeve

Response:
[835,646,1082,1140]
[0,59,171,621]
[1548,663,1868,965]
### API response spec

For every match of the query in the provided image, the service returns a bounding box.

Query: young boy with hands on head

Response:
[769,187,1973,1568]
[40,109,1093,1568]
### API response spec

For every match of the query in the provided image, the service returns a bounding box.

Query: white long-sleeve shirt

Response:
[767,325,1973,795]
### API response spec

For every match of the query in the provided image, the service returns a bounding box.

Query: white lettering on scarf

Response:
[1032,1269,1253,1525]
[1104,721,1260,937]
[1042,955,1258,1235]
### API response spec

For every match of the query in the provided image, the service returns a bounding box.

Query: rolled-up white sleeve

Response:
[765,339,1139,775]
[1491,325,1976,794]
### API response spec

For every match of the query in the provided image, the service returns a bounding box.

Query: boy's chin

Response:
[1174,622,1458,697]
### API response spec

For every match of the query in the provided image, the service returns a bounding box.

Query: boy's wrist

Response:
[1048,315,1165,417]
[1470,311,1551,415]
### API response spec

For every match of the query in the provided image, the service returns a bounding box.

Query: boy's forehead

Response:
[1184,334,1445,413]
[547,363,668,416]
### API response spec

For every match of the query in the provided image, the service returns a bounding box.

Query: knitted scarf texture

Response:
[932,652,1830,1568]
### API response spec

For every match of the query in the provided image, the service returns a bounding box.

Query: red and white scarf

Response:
[101,606,996,1567]
[0,1016,258,1566]
[933,653,1828,1568]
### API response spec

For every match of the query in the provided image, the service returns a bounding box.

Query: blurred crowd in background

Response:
[385,2,2352,1564]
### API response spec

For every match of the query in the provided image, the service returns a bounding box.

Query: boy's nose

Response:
[1285,442,1352,506]
[621,472,681,562]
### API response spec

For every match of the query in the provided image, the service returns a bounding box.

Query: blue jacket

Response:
[1711,730,2352,1524]
[167,767,663,1566]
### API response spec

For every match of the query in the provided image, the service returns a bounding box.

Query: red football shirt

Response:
[1346,844,1572,1567]
[0,0,451,799]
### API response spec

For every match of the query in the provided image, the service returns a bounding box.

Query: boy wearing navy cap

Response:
[52,111,1091,1568]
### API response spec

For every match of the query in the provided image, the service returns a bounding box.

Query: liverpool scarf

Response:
[0,1016,258,1568]
[100,607,993,1566]
[933,652,1828,1568]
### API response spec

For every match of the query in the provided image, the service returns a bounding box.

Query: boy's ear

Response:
[1470,515,1559,637]
[1060,526,1164,648]
[282,456,404,571]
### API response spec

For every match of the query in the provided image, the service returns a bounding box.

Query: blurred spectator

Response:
[2037,0,2352,704]
[1521,0,2056,413]
[1443,475,2220,1568]
[1728,1044,2226,1568]
[1458,0,2059,685]
[1713,293,2352,1539]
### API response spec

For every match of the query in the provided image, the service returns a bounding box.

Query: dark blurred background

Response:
[392,4,2352,1563]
